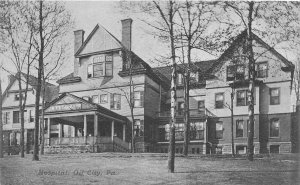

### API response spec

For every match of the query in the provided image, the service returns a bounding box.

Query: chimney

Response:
[121,18,133,51]
[74,30,85,76]
[74,30,85,53]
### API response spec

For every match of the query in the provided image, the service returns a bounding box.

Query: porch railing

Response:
[158,108,214,117]
[46,136,129,152]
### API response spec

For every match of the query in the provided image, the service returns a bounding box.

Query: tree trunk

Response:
[33,0,44,161]
[231,88,235,156]
[18,74,25,158]
[183,48,190,157]
[40,76,45,155]
[168,0,176,173]
[0,78,3,158]
[247,1,255,161]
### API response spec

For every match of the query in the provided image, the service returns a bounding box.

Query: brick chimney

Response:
[121,19,133,51]
[74,30,85,76]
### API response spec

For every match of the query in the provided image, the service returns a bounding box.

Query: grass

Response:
[0,153,299,185]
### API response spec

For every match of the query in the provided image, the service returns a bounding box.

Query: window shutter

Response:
[110,94,114,109]
[2,113,5,125]
[140,91,144,107]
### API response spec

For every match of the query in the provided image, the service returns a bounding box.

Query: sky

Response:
[0,0,298,90]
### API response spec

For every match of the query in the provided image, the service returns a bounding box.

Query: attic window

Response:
[227,65,245,81]
[87,54,113,78]
[256,62,268,78]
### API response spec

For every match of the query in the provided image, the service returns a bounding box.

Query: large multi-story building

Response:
[1,73,58,154]
[2,19,297,154]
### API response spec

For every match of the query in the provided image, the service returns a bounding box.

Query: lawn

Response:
[0,153,299,185]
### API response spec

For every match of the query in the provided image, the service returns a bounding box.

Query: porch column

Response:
[111,120,115,141]
[204,120,207,154]
[58,123,63,144]
[123,124,126,141]
[84,115,87,143]
[47,118,50,145]
[72,126,76,137]
[94,114,98,137]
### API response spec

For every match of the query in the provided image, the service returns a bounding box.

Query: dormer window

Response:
[87,54,113,78]
[227,65,245,81]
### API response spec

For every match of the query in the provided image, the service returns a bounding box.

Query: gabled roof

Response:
[1,72,58,103]
[44,93,128,123]
[207,30,295,75]
[75,24,123,57]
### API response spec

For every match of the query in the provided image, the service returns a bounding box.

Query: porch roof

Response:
[44,93,128,123]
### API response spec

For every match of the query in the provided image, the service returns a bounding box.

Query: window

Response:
[270,88,280,105]
[236,145,247,154]
[133,91,144,107]
[215,122,223,139]
[215,93,224,109]
[236,120,244,138]
[190,121,204,140]
[29,110,34,122]
[87,54,113,78]
[134,120,144,137]
[100,94,108,104]
[256,62,268,78]
[110,94,121,110]
[198,100,205,114]
[237,90,256,106]
[237,90,247,106]
[92,95,99,104]
[270,145,279,153]
[227,65,245,81]
[2,112,10,125]
[13,111,20,124]
[270,118,279,137]
[177,73,183,85]
[178,102,184,115]
[105,55,113,76]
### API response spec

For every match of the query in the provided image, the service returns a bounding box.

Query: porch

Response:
[43,93,130,153]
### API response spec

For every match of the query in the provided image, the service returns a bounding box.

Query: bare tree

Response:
[0,1,38,158]
[31,0,72,161]
[218,1,300,160]
[0,68,3,158]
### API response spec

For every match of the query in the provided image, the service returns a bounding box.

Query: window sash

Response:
[93,63,103,77]
[236,120,244,137]
[133,91,144,107]
[270,88,280,105]
[216,122,223,139]
[215,93,224,108]
[105,62,113,76]
[13,111,20,124]
[92,95,99,104]
[270,119,279,137]
[110,94,121,109]
[100,94,108,104]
